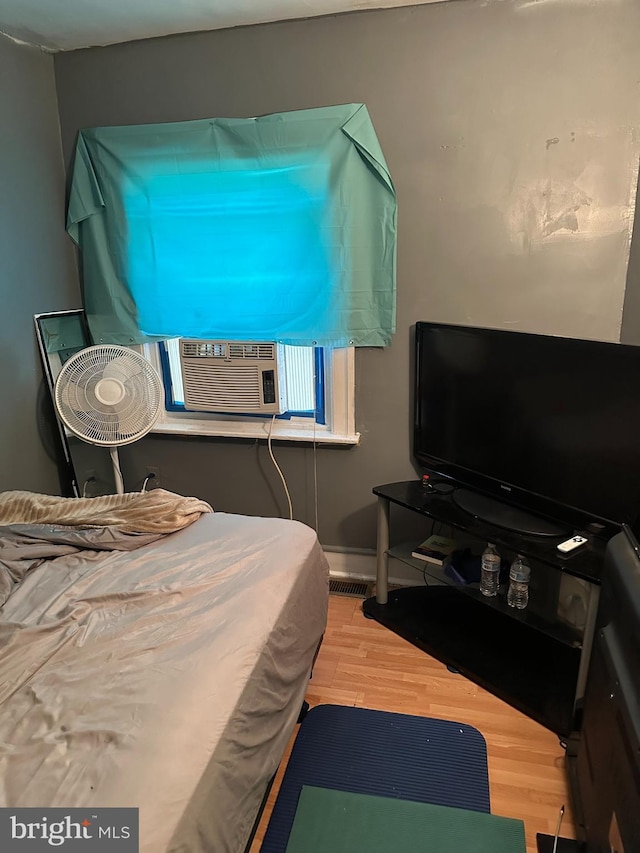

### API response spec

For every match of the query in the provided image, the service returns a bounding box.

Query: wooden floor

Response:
[252,592,576,853]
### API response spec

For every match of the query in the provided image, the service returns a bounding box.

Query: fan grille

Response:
[55,346,163,446]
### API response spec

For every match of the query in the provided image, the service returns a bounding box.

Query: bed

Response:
[0,489,329,852]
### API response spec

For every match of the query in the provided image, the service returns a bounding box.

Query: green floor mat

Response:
[285,785,526,853]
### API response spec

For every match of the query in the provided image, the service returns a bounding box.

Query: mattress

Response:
[0,512,329,852]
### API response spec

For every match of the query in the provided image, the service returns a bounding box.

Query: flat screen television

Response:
[414,322,640,537]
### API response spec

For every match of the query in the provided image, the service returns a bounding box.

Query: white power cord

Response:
[268,414,293,521]
[266,352,320,528]
[141,473,156,493]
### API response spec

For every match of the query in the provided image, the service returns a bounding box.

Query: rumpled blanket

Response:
[0,489,213,534]
[0,524,165,608]
[0,489,213,609]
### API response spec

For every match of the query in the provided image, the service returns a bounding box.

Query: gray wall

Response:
[0,36,80,493]
[53,0,640,546]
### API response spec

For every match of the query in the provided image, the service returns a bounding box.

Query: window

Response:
[141,342,358,444]
[161,339,318,415]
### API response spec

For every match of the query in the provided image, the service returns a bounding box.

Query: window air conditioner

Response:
[179,340,287,414]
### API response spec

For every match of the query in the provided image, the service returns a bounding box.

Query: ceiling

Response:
[0,0,442,53]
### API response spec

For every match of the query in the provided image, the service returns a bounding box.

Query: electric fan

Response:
[54,345,163,494]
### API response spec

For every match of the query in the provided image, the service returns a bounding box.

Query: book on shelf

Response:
[411,534,457,565]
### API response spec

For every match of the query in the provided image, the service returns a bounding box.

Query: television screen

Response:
[414,322,640,530]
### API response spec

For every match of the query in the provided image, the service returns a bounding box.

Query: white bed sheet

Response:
[0,512,329,852]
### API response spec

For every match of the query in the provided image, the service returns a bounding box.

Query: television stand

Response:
[363,480,607,737]
[452,488,567,537]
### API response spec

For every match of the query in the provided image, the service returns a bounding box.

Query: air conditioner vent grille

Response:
[181,341,276,361]
[229,343,275,360]
[181,342,227,359]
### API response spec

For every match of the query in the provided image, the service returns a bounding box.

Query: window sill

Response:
[151,414,360,445]
[140,343,359,446]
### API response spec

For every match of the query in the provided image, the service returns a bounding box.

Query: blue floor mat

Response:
[261,704,490,853]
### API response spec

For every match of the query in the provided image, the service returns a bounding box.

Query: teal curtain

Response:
[67,103,397,348]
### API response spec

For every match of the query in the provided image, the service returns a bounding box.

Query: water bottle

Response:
[507,554,531,609]
[480,542,501,597]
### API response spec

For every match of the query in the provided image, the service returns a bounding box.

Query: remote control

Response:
[557,535,588,554]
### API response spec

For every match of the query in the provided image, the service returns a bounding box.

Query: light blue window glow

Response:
[124,158,336,341]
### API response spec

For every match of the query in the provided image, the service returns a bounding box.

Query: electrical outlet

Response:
[144,466,160,490]
[81,469,97,497]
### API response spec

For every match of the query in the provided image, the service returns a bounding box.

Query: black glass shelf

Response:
[375,480,609,585]
[390,543,583,650]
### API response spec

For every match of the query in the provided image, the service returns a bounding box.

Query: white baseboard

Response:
[323,548,424,587]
